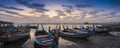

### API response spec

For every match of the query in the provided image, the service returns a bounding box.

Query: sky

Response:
[0,0,120,23]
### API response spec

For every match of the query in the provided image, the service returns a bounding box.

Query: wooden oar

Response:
[79,25,81,29]
[16,25,20,31]
[48,26,54,39]
[75,24,77,28]
[49,26,51,32]
[41,24,45,31]
[59,25,61,31]
[81,25,85,29]
[72,25,74,29]
[92,24,95,31]
[36,24,39,32]
[66,25,69,29]
[62,25,65,30]
[55,25,58,29]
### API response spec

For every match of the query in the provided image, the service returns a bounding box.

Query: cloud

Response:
[65,9,72,14]
[39,15,49,18]
[52,16,60,19]
[15,0,31,7]
[0,14,11,17]
[64,16,73,19]
[104,10,120,18]
[0,9,29,18]
[67,0,84,4]
[16,0,48,12]
[88,10,100,15]
[35,8,49,13]
[75,4,93,8]
[31,3,45,8]
[62,5,73,9]
[86,10,105,18]
[0,9,20,15]
[0,4,24,11]
[62,5,74,14]
[109,11,118,15]
[85,9,120,19]
[0,13,23,18]
[62,4,93,18]
[0,0,119,23]
[89,10,116,18]
[55,10,67,16]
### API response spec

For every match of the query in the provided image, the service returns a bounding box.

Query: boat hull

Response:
[0,31,29,43]
[59,32,92,38]
[34,30,59,48]
[94,29,110,33]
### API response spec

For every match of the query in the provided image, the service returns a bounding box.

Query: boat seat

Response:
[36,38,53,46]
[36,35,49,38]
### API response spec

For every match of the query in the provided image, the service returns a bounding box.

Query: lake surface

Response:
[0,24,120,48]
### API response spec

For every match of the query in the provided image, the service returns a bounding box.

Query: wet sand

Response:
[0,32,120,48]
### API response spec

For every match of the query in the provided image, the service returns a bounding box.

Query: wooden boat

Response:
[94,25,109,33]
[59,25,94,38]
[34,24,59,48]
[0,25,29,45]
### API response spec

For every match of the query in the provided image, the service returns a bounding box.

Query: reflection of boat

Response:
[34,24,59,48]
[0,26,29,45]
[59,25,94,38]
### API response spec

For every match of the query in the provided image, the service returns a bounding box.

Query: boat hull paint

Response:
[60,32,92,38]
[0,31,29,43]
[94,29,110,33]
[34,30,59,48]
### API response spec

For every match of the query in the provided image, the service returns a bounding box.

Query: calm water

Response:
[0,24,120,48]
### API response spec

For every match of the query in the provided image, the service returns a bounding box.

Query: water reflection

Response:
[58,37,78,48]
[22,29,36,48]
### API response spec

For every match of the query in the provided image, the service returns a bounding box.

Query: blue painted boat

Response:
[34,24,59,48]
[59,25,94,38]
[0,26,29,45]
